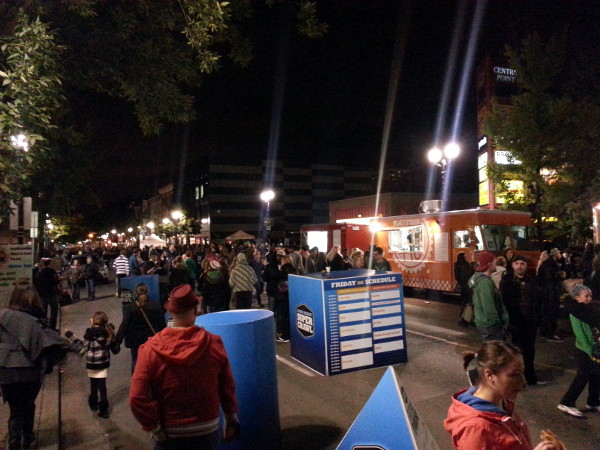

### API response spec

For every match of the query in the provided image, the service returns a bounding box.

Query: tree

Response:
[486,32,600,245]
[0,12,64,219]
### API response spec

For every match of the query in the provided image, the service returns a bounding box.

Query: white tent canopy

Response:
[140,234,166,247]
[226,230,255,240]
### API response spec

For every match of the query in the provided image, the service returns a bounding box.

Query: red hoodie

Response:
[444,387,533,450]
[130,326,238,436]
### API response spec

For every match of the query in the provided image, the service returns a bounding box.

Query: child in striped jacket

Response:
[82,311,118,418]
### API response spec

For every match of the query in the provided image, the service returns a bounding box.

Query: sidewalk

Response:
[1,283,152,449]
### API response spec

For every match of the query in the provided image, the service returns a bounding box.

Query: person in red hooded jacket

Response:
[444,341,558,450]
[130,284,239,449]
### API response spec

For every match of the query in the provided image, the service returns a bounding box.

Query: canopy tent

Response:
[140,234,167,247]
[226,230,256,240]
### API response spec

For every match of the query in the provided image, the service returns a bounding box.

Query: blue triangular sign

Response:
[337,366,417,450]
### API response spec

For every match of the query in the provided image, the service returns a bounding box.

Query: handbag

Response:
[461,303,474,323]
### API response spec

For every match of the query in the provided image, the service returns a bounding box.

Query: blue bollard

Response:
[196,310,281,449]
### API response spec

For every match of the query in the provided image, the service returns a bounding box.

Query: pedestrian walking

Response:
[557,284,600,418]
[537,248,564,342]
[454,252,474,327]
[468,251,508,342]
[445,340,561,450]
[199,260,231,314]
[33,258,60,328]
[81,311,120,418]
[229,253,257,309]
[67,259,83,302]
[275,255,298,342]
[113,250,130,297]
[500,255,545,386]
[84,256,100,301]
[0,286,77,449]
[130,284,240,449]
[116,283,166,373]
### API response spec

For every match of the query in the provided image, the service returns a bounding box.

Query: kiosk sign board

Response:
[289,269,407,376]
[0,245,33,309]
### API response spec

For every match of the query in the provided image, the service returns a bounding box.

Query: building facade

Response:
[476,55,521,209]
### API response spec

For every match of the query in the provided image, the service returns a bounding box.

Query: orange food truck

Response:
[369,209,540,292]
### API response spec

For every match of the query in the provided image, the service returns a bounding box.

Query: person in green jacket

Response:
[557,284,600,418]
[468,251,509,342]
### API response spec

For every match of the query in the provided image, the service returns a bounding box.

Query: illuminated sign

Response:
[495,150,522,165]
[478,152,488,169]
[479,167,488,183]
[493,66,517,83]
[478,136,488,150]
[479,181,489,206]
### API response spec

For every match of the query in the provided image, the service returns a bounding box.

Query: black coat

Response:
[262,263,284,297]
[116,301,166,349]
[200,271,231,307]
[499,272,539,327]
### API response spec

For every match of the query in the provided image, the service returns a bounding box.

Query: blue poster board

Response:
[337,366,417,450]
[289,269,407,376]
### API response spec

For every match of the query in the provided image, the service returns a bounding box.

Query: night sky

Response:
[78,0,599,225]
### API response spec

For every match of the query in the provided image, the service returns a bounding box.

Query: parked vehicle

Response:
[69,254,109,284]
[369,209,541,292]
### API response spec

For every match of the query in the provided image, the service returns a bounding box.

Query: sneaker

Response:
[545,335,564,342]
[528,380,547,386]
[558,404,585,418]
[275,337,289,343]
[585,404,600,412]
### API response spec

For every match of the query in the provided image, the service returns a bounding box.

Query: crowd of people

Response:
[447,243,600,449]
[0,240,395,448]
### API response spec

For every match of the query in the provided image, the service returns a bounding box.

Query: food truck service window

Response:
[389,225,423,252]
[480,225,510,251]
[509,225,538,251]
[453,230,470,248]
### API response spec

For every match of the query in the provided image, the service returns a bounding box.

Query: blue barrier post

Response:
[196,310,280,449]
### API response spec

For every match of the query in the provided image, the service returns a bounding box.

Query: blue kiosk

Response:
[288,269,407,376]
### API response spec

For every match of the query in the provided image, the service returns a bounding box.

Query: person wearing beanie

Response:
[468,251,509,342]
[130,284,240,448]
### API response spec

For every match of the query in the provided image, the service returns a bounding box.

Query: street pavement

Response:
[1,279,600,449]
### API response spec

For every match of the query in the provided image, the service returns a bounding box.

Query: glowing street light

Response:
[127,227,133,233]
[146,221,155,230]
[260,190,275,240]
[10,133,29,152]
[111,229,117,234]
[171,210,183,221]
[162,217,171,225]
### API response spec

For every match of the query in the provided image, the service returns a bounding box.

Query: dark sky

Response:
[81,0,599,225]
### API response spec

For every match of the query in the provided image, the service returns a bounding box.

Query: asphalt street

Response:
[1,279,600,449]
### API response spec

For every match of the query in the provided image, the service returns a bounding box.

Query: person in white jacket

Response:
[491,256,507,289]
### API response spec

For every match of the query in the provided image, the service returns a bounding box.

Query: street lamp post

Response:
[171,210,183,245]
[427,142,460,210]
[427,142,460,182]
[10,133,29,244]
[260,190,275,243]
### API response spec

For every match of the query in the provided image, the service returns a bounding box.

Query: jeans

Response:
[116,274,127,296]
[86,278,96,300]
[276,297,290,340]
[1,380,42,434]
[511,325,538,384]
[479,324,506,342]
[40,293,59,329]
[153,431,218,450]
[560,348,600,407]
[70,281,80,301]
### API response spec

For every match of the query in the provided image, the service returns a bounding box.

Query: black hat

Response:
[512,255,529,263]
